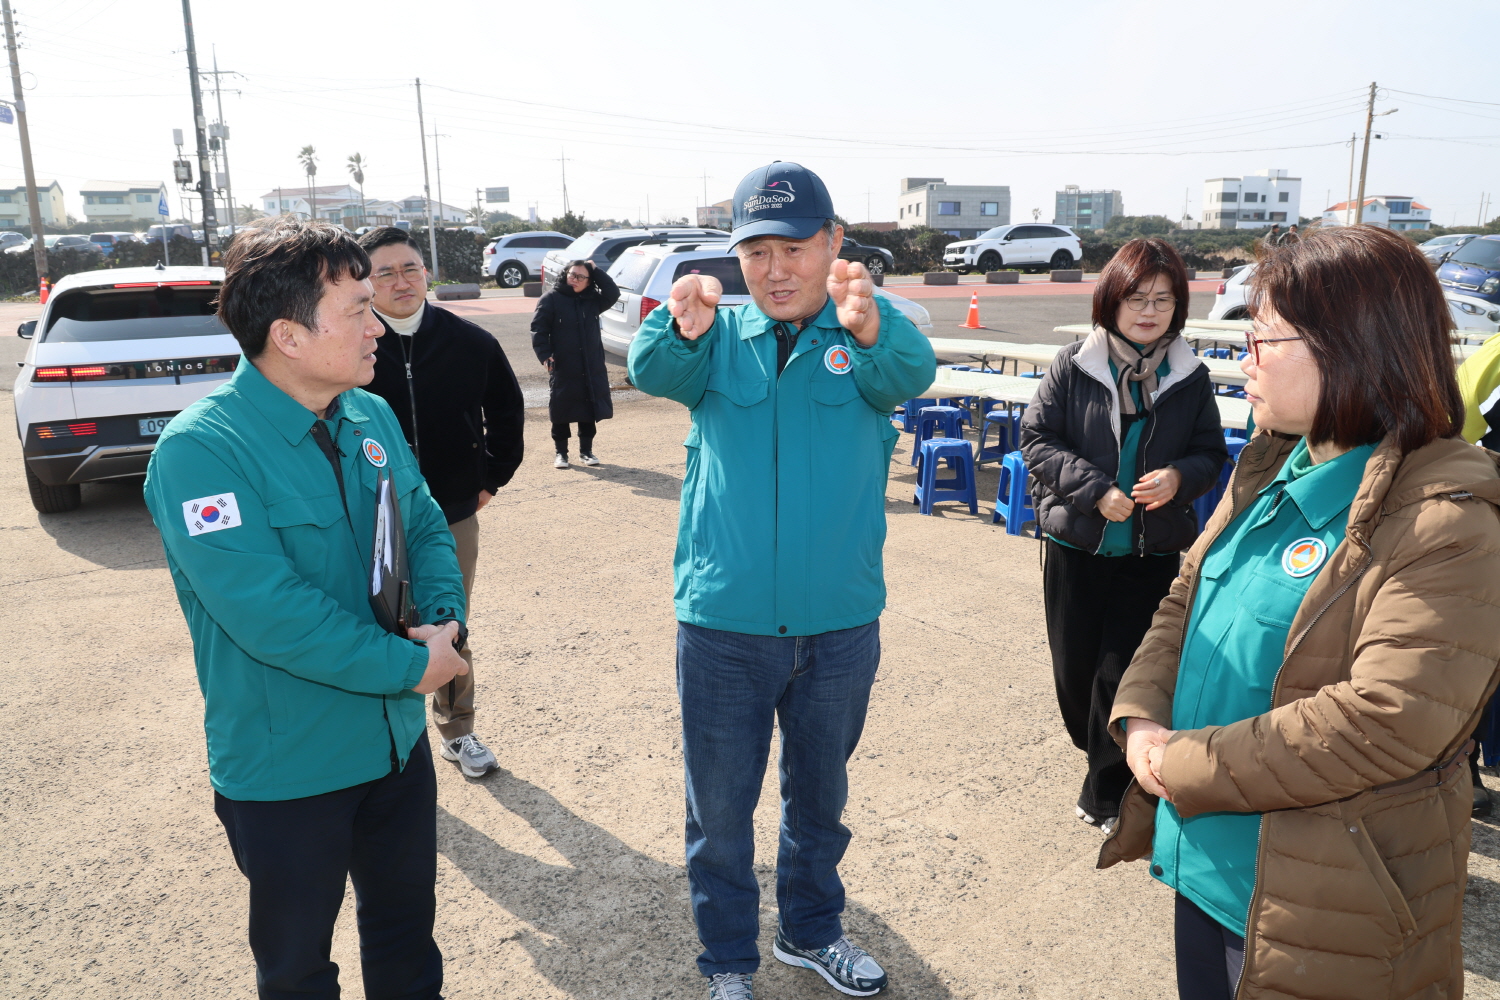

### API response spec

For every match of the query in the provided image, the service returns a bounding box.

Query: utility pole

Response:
[1353,84,1397,227]
[201,47,238,236]
[429,120,449,228]
[1344,133,1357,226]
[558,148,571,216]
[414,78,439,281]
[180,0,218,265]
[2,0,46,289]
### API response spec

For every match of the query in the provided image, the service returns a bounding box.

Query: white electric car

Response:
[13,265,237,513]
[600,240,934,362]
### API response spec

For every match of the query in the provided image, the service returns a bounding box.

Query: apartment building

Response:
[0,179,66,227]
[81,181,169,224]
[1201,169,1301,230]
[896,178,1010,240]
[1054,186,1122,230]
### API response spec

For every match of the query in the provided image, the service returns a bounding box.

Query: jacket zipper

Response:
[397,332,422,463]
[1232,526,1375,1000]
[1136,408,1159,555]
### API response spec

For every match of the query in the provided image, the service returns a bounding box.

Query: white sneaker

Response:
[441,734,498,778]
[708,973,753,1000]
[554,453,569,469]
[773,932,886,995]
[581,453,600,466]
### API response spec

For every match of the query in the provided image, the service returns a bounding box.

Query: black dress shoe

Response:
[1476,784,1495,820]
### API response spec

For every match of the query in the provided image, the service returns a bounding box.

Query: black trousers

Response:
[551,418,596,456]
[1175,893,1246,999]
[1042,538,1180,818]
[213,733,442,1000]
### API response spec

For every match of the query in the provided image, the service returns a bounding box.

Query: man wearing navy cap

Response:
[630,162,935,999]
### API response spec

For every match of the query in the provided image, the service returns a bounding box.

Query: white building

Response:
[1201,169,1301,230]
[259,185,466,226]
[1321,196,1431,230]
[0,179,66,227]
[259,184,362,219]
[81,181,169,224]
[896,177,1010,240]
[393,195,467,225]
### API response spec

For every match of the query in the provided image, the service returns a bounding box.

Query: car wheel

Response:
[978,251,1002,273]
[498,263,525,288]
[865,256,885,277]
[1050,251,1074,270]
[1222,307,1249,320]
[24,463,80,514]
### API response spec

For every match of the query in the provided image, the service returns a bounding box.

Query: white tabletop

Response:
[920,368,1253,430]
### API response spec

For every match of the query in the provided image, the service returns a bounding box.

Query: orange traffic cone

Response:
[39,278,50,304]
[959,291,985,330]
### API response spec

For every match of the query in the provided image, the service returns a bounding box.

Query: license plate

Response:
[139,416,171,437]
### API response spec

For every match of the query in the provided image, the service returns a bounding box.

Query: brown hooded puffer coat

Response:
[1102,430,1500,1000]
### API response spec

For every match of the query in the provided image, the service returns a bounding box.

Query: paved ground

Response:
[2,295,1497,999]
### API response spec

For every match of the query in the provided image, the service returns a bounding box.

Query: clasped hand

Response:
[408,620,468,694]
[1096,467,1183,522]
[1124,717,1175,801]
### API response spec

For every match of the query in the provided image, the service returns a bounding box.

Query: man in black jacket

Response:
[360,226,525,778]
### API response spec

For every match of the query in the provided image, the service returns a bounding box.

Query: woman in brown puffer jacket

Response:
[1102,225,1500,1000]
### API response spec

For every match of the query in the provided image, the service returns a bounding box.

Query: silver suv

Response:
[541,227,729,293]
[600,241,933,362]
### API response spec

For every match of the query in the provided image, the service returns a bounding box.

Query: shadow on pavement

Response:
[438,769,952,999]
[36,475,167,571]
[572,464,684,502]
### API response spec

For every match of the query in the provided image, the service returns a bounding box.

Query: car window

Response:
[543,236,573,249]
[672,256,749,296]
[42,286,229,343]
[1451,239,1500,270]
[1036,227,1068,238]
[610,249,661,293]
[978,227,1011,241]
[564,234,607,258]
[507,236,539,249]
[598,237,646,263]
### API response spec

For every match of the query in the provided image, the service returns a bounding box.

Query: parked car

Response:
[89,232,142,255]
[19,234,105,257]
[1448,292,1500,338]
[541,227,729,293]
[0,231,27,251]
[144,223,195,244]
[1207,264,1254,321]
[838,235,895,277]
[943,224,1081,273]
[481,230,574,288]
[599,241,934,362]
[1437,234,1500,306]
[12,266,236,513]
[1417,233,1479,266]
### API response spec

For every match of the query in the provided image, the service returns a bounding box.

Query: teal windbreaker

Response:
[144,358,466,801]
[628,295,936,636]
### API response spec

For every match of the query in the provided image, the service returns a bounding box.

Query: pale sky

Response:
[10,0,1500,229]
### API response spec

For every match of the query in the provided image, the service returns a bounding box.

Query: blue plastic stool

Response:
[1193,438,1248,528]
[912,405,965,465]
[992,450,1038,536]
[913,438,978,515]
[978,404,1018,465]
[900,397,937,433]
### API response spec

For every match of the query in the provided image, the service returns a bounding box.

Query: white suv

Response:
[943,224,1081,273]
[600,241,934,361]
[483,231,574,288]
[13,265,237,513]
[541,227,730,293]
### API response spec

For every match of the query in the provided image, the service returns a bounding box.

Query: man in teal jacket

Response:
[629,162,935,1000]
[143,220,468,1000]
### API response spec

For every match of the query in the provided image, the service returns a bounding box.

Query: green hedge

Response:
[414,227,483,284]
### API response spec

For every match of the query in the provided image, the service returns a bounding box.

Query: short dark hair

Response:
[217,219,371,358]
[356,225,423,258]
[1248,225,1461,453]
[1091,237,1190,339]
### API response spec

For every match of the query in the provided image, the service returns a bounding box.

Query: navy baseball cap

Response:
[728,161,836,248]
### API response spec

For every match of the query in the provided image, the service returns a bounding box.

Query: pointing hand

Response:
[666,273,722,340]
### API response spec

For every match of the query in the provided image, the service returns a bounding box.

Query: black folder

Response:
[369,467,419,635]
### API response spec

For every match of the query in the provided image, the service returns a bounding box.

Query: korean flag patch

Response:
[182,492,241,536]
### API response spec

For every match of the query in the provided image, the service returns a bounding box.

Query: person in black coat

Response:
[1019,237,1228,832]
[360,226,525,780]
[531,258,619,468]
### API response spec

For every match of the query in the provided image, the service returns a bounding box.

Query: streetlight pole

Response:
[414,78,439,281]
[1353,83,1397,227]
[2,0,46,289]
[203,47,238,236]
[180,0,218,264]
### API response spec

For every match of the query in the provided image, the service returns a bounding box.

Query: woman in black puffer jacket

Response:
[1020,238,1227,833]
[532,258,620,468]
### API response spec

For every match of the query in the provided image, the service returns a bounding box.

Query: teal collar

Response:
[738,295,839,340]
[1260,438,1376,530]
[233,355,370,447]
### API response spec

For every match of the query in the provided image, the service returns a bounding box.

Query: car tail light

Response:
[641,297,661,322]
[69,366,110,379]
[1216,283,1226,295]
[31,355,238,383]
[112,280,214,288]
[36,421,97,439]
[32,366,70,381]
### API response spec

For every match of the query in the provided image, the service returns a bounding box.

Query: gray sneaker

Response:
[708,973,753,1000]
[441,734,498,778]
[773,931,886,996]
[581,453,600,466]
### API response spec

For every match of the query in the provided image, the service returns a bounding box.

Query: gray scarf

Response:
[1107,330,1175,417]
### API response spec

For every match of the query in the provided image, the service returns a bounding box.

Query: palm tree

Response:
[298,146,317,220]
[347,153,367,227]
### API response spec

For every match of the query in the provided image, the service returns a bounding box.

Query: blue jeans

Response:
[676,619,881,977]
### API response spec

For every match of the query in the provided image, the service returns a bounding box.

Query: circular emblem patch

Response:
[201,505,220,523]
[362,438,388,468]
[824,344,852,374]
[1281,537,1328,578]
